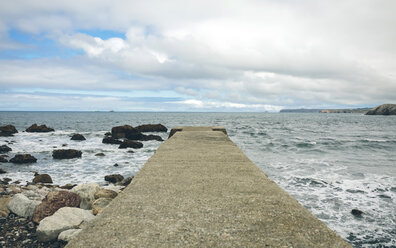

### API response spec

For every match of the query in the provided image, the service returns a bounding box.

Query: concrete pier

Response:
[67,126,351,247]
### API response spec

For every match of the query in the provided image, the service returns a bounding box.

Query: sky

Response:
[0,0,395,112]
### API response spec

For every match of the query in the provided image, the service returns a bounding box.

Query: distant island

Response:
[280,104,396,115]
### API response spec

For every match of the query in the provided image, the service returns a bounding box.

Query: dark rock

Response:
[351,209,363,217]
[104,132,111,136]
[0,157,8,163]
[62,144,68,147]
[0,125,18,137]
[0,145,12,153]
[70,134,86,141]
[111,125,145,140]
[60,184,77,190]
[33,174,53,184]
[135,124,167,132]
[141,134,164,141]
[102,136,122,145]
[119,140,143,149]
[118,176,133,186]
[32,191,81,223]
[52,149,82,159]
[366,104,396,115]
[127,150,135,153]
[0,169,6,174]
[113,163,119,167]
[104,174,124,184]
[26,124,54,132]
[95,153,105,156]
[10,154,37,164]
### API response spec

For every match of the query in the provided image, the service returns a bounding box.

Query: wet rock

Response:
[135,124,167,132]
[60,184,77,190]
[52,149,82,159]
[7,193,41,218]
[113,163,119,167]
[0,125,18,137]
[70,183,100,210]
[0,157,8,163]
[0,144,12,153]
[26,124,54,132]
[32,191,81,224]
[94,188,118,200]
[111,125,138,139]
[118,176,133,186]
[104,132,111,136]
[366,104,396,115]
[1,177,12,185]
[127,150,135,153]
[95,153,105,156]
[36,207,94,242]
[104,174,124,184]
[118,140,143,149]
[33,174,53,184]
[70,133,86,141]
[10,154,37,164]
[0,197,11,217]
[0,168,7,173]
[92,198,112,215]
[141,134,164,141]
[62,144,68,147]
[58,228,82,242]
[351,209,363,217]
[102,136,122,145]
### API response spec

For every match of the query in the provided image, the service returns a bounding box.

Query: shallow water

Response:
[1,112,395,247]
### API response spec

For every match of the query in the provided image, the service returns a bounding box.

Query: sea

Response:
[0,112,395,247]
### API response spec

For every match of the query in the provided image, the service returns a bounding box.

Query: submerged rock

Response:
[33,174,53,184]
[135,124,167,132]
[32,191,81,223]
[351,209,364,217]
[70,133,86,141]
[104,174,124,184]
[10,154,37,163]
[52,149,82,159]
[118,140,143,149]
[95,153,105,156]
[102,136,122,145]
[0,125,18,137]
[366,104,396,115]
[0,144,12,153]
[26,124,54,132]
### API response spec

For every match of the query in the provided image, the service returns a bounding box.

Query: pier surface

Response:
[67,126,351,247]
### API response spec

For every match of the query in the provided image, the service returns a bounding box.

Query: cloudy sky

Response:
[0,0,395,111]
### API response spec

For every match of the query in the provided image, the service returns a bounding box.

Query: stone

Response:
[10,154,37,163]
[351,209,363,217]
[95,153,105,156]
[0,197,11,217]
[0,168,6,173]
[70,183,100,210]
[36,207,94,241]
[0,145,12,153]
[32,191,81,223]
[118,140,143,149]
[118,176,133,186]
[113,163,119,167]
[58,228,82,242]
[140,134,164,141]
[135,124,168,132]
[33,174,53,184]
[104,174,124,184]
[26,124,54,132]
[111,125,137,139]
[7,194,41,218]
[0,125,18,137]
[366,104,396,115]
[60,184,77,190]
[92,198,112,215]
[94,189,118,200]
[71,133,86,141]
[52,149,82,159]
[0,157,7,163]
[102,136,122,145]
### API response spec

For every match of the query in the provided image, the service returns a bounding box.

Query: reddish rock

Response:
[33,174,53,184]
[32,191,81,223]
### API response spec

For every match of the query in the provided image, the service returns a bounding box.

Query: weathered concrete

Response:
[67,126,351,248]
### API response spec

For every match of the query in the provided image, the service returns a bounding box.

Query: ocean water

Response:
[0,112,395,247]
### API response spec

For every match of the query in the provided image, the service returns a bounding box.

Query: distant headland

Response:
[280,104,396,115]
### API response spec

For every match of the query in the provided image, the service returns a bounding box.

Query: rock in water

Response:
[26,124,54,132]
[102,136,122,144]
[111,125,138,139]
[70,183,100,210]
[36,207,95,242]
[366,104,396,115]
[351,209,364,217]
[0,145,12,153]
[0,157,8,163]
[135,124,168,132]
[33,174,53,184]
[32,191,81,223]
[52,149,82,159]
[70,133,86,141]
[0,168,7,173]
[95,153,105,156]
[104,174,124,184]
[118,140,143,149]
[58,228,82,242]
[0,125,18,137]
[10,154,37,163]
[7,194,41,218]
[140,134,164,141]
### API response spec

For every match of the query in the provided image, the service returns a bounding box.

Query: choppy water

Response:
[1,112,395,247]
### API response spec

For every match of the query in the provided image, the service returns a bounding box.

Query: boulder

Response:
[366,104,396,115]
[111,125,137,139]
[140,134,164,141]
[135,124,168,132]
[7,193,41,218]
[104,174,124,184]
[0,196,11,217]
[94,188,118,199]
[102,136,122,145]
[351,209,363,217]
[36,207,95,242]
[33,174,53,184]
[10,154,37,163]
[70,183,100,210]
[58,228,82,242]
[71,134,86,141]
[0,145,12,153]
[0,157,7,163]
[52,149,82,159]
[92,198,112,215]
[26,124,54,132]
[32,191,81,223]
[0,125,18,137]
[118,140,143,149]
